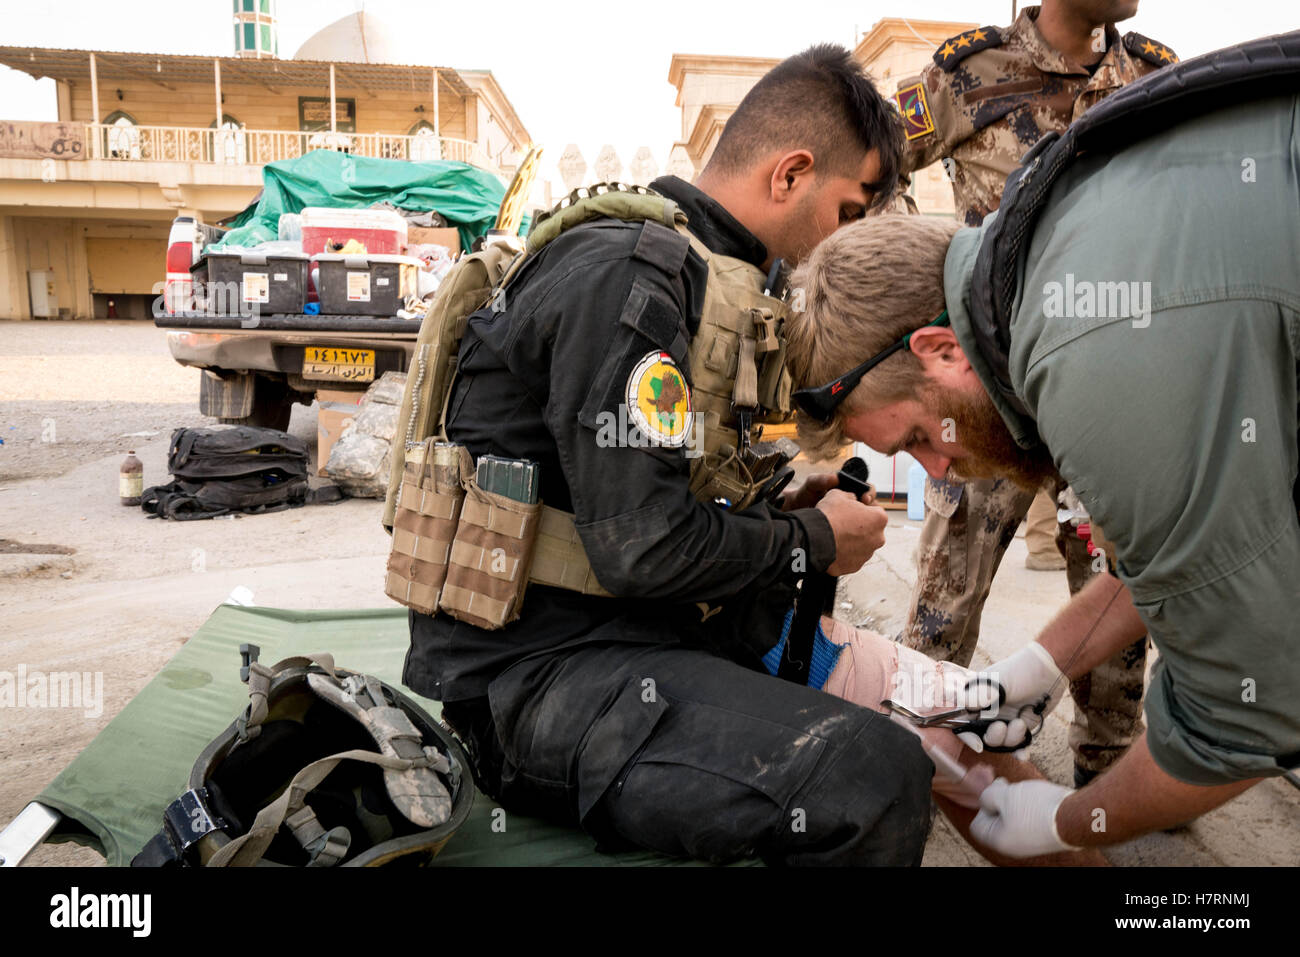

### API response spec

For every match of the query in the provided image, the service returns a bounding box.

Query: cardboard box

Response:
[316,388,363,476]
[406,225,462,253]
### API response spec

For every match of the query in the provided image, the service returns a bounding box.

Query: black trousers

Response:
[444,636,934,866]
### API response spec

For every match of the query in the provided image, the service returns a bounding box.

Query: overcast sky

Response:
[1,0,1295,188]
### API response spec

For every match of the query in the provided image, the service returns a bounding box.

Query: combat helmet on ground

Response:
[133,646,471,866]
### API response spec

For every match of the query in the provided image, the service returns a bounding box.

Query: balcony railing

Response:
[83,123,500,174]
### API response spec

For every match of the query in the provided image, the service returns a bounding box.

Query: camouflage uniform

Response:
[892,7,1175,779]
[892,7,1173,225]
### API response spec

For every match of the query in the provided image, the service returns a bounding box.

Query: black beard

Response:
[923,384,1061,492]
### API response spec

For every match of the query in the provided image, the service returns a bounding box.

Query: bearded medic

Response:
[885,2,1177,788]
[785,32,1300,855]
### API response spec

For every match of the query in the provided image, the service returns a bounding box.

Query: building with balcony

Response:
[667,17,976,217]
[0,8,532,320]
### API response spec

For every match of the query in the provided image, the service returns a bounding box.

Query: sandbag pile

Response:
[324,372,406,498]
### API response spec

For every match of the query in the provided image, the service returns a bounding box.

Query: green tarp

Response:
[36,604,729,867]
[215,150,514,253]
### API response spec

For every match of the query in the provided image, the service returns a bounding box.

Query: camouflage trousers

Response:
[900,475,1148,776]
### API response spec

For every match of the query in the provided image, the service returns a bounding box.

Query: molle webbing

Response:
[527,184,686,252]
[384,184,795,608]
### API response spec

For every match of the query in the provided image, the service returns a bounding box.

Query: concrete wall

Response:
[676,71,767,144]
[459,71,533,169]
[0,215,24,319]
[668,56,779,174]
[4,216,83,319]
[474,96,518,171]
[0,214,170,319]
[0,158,261,217]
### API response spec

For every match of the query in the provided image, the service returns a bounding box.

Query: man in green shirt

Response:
[784,82,1299,854]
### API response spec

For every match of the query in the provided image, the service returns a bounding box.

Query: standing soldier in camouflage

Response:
[889,1,1176,786]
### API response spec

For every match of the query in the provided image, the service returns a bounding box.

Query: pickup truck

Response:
[156,215,430,430]
[154,149,538,431]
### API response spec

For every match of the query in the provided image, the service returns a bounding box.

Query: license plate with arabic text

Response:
[302,346,375,382]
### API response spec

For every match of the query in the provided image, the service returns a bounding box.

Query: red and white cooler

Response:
[300,207,408,256]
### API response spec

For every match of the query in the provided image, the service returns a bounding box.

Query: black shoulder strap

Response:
[169,428,198,473]
[969,30,1300,422]
[1123,32,1178,68]
[933,25,1002,72]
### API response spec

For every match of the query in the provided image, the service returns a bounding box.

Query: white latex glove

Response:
[960,643,1066,752]
[969,777,1077,858]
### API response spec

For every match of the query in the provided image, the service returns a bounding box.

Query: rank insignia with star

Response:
[1123,31,1178,66]
[934,25,1002,72]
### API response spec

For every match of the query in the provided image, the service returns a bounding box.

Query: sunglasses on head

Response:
[791,310,950,423]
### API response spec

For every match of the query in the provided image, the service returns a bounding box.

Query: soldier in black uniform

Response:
[403,46,936,865]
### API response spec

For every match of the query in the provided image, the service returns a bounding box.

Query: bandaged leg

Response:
[821,617,994,809]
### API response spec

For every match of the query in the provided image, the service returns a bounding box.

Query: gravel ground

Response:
[1,320,385,865]
[0,319,219,482]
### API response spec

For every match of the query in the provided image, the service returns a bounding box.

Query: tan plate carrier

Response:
[383,184,796,628]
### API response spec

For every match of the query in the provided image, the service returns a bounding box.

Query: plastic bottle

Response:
[907,461,926,521]
[277,212,303,244]
[120,451,143,506]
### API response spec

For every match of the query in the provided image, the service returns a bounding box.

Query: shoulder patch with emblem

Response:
[934,25,1002,72]
[1123,31,1177,66]
[893,79,935,140]
[626,351,693,447]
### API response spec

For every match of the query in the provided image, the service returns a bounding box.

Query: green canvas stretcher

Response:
[24,604,732,867]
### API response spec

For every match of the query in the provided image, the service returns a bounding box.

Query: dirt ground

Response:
[1,319,1296,867]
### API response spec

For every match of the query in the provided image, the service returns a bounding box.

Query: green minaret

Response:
[233,0,278,58]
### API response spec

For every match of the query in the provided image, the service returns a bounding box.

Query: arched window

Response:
[103,110,139,160]
[211,114,247,164]
[407,120,441,162]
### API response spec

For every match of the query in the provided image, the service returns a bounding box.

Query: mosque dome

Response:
[292,11,431,65]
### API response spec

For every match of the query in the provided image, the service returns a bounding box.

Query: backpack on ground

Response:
[142,426,312,520]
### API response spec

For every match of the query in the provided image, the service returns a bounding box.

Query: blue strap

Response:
[762,607,846,690]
